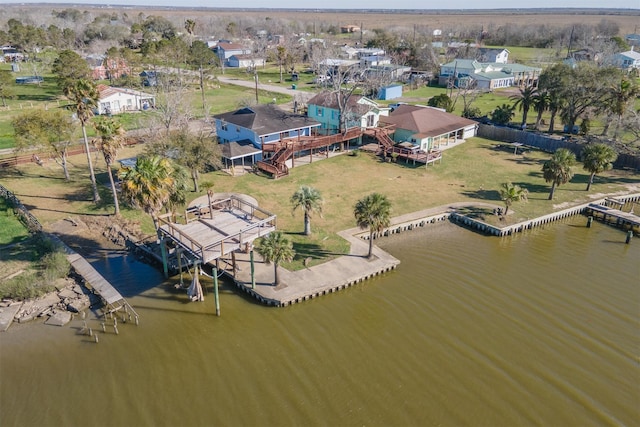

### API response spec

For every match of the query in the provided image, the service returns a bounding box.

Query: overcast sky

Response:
[4,0,639,9]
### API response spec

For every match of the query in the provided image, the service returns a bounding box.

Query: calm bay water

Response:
[1,216,638,426]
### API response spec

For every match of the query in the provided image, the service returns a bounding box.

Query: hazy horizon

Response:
[4,1,639,10]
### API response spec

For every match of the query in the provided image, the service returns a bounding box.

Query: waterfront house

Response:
[213,104,321,166]
[96,85,155,115]
[307,91,390,135]
[379,104,477,152]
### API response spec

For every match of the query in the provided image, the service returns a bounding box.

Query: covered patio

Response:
[220,139,262,176]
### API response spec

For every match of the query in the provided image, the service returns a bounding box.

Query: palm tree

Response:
[532,89,550,130]
[510,84,537,127]
[119,155,176,230]
[256,231,295,286]
[581,143,618,191]
[93,118,125,215]
[499,182,529,216]
[65,79,100,203]
[546,91,565,134]
[184,19,196,47]
[490,103,516,126]
[542,148,576,200]
[354,193,392,259]
[607,77,640,140]
[291,186,323,236]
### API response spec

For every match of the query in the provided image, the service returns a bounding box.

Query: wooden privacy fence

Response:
[0,137,142,168]
[477,124,640,171]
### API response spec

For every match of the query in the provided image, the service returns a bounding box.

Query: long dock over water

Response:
[51,235,139,322]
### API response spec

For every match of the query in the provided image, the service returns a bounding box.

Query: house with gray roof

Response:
[439,59,541,90]
[213,104,321,165]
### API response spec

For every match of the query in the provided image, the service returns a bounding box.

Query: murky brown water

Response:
[1,215,638,426]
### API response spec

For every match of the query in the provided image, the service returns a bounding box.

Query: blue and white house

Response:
[213,104,321,165]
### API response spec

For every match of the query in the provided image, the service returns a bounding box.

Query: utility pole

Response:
[254,70,259,103]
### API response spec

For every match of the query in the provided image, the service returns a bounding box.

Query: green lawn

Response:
[0,198,30,246]
[1,137,637,270]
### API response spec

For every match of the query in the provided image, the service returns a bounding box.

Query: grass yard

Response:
[0,197,30,246]
[4,137,636,270]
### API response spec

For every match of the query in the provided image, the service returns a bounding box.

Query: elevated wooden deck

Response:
[157,196,276,265]
[257,128,364,178]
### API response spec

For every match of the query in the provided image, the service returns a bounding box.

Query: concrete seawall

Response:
[360,194,640,240]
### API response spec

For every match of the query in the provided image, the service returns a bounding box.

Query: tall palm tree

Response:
[93,118,125,215]
[354,193,392,259]
[510,84,537,127]
[542,148,576,200]
[119,155,176,230]
[607,77,640,140]
[184,19,196,47]
[291,186,323,236]
[65,79,100,203]
[532,89,550,130]
[581,143,618,191]
[499,182,529,216]
[256,231,295,286]
[546,91,565,134]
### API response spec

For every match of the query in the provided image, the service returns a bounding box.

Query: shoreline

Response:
[2,192,638,331]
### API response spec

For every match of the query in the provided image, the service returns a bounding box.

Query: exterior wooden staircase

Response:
[256,127,365,179]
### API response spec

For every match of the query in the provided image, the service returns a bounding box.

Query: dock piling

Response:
[626,231,633,244]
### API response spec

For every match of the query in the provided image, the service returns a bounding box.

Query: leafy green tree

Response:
[119,155,178,230]
[581,144,618,191]
[490,103,515,125]
[354,193,392,259]
[93,118,126,215]
[510,84,537,127]
[291,186,324,236]
[0,71,16,107]
[146,127,222,192]
[256,231,295,286]
[52,50,91,92]
[542,148,576,200]
[499,182,528,216]
[427,93,453,112]
[64,79,101,203]
[13,109,75,180]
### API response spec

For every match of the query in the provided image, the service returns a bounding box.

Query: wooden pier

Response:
[585,203,640,232]
[51,234,139,323]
